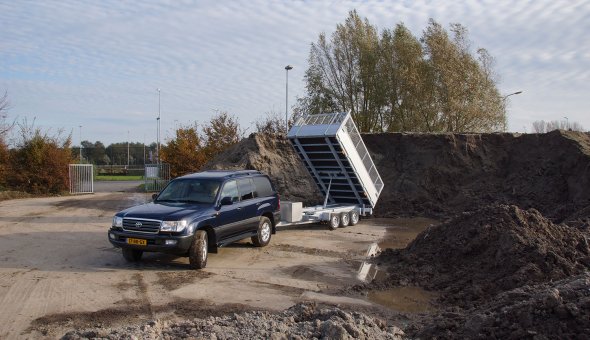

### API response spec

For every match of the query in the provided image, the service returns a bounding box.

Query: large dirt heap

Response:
[378,204,590,305]
[363,130,590,221]
[203,134,323,204]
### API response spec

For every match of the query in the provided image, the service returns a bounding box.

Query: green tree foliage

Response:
[7,120,72,194]
[297,11,506,133]
[162,111,242,178]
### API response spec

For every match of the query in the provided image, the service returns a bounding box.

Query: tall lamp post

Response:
[157,88,161,165]
[501,91,522,131]
[502,90,522,101]
[285,65,293,132]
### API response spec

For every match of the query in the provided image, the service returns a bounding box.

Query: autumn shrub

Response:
[162,111,242,178]
[7,127,72,194]
[161,123,207,178]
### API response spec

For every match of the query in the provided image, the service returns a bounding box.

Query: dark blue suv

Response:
[108,170,280,269]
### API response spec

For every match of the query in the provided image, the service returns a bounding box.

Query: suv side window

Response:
[220,180,239,203]
[253,176,273,197]
[237,178,254,200]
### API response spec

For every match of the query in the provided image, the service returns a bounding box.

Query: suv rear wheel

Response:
[252,217,272,247]
[122,248,143,262]
[189,230,208,269]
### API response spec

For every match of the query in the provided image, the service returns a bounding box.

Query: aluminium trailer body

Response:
[277,112,384,229]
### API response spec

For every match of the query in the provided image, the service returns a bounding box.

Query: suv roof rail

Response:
[201,169,262,178]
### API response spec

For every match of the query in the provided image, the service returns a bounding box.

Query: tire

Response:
[349,210,360,226]
[328,214,340,230]
[188,230,208,269]
[339,212,350,227]
[122,248,143,262]
[251,216,272,247]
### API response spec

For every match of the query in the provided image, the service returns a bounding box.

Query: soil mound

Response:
[413,273,590,339]
[377,204,590,306]
[363,130,590,220]
[62,302,404,340]
[203,133,322,205]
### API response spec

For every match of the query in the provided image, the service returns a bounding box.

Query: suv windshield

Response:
[156,179,221,204]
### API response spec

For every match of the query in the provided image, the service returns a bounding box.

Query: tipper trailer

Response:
[277,112,384,229]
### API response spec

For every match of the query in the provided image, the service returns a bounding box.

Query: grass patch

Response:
[96,175,144,181]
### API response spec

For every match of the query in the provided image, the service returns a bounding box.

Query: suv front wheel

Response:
[251,216,271,247]
[189,230,208,269]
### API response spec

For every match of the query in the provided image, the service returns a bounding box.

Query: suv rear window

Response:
[237,178,254,200]
[253,176,274,197]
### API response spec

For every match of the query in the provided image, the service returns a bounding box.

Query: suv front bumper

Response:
[108,228,194,255]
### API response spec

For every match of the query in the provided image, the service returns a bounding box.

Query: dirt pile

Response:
[377,204,590,306]
[363,130,590,221]
[413,273,590,339]
[61,302,404,340]
[203,133,322,205]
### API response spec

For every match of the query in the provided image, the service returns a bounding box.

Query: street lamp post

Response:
[157,88,161,165]
[502,90,523,101]
[285,65,293,132]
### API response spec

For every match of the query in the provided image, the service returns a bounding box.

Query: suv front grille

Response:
[122,218,161,234]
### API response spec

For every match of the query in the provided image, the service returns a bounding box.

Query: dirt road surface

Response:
[0,192,434,339]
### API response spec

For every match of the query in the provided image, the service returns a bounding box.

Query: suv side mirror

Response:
[152,193,158,200]
[220,196,233,206]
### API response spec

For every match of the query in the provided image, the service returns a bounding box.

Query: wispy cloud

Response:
[1,0,589,144]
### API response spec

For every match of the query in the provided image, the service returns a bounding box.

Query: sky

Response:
[1,0,589,146]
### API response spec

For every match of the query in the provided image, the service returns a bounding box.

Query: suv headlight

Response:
[113,216,123,227]
[160,220,188,232]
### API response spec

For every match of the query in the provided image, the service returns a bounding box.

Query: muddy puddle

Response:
[368,217,439,250]
[367,286,437,313]
[360,218,439,312]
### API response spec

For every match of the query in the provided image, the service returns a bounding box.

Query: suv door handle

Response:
[237,207,242,210]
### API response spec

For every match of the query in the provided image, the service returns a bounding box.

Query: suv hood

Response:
[119,202,214,221]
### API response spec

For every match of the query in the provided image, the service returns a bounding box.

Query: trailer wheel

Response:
[349,210,360,226]
[339,212,350,227]
[328,214,340,230]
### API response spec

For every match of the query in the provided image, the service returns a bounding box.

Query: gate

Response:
[144,163,170,192]
[69,164,94,194]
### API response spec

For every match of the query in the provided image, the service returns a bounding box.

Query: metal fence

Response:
[144,163,170,192]
[69,164,94,194]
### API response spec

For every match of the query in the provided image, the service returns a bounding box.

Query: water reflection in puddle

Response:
[359,218,439,312]
[367,286,437,313]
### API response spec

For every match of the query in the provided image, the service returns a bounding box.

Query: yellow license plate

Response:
[127,238,147,246]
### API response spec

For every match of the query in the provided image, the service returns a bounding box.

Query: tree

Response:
[202,111,242,160]
[161,111,243,178]
[532,119,584,133]
[296,12,506,133]
[0,91,12,137]
[0,91,10,188]
[254,110,288,135]
[161,123,207,178]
